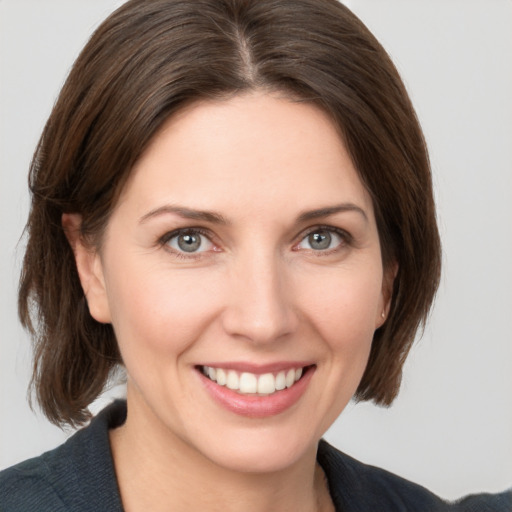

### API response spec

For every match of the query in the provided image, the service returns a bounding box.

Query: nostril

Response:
[220,302,298,344]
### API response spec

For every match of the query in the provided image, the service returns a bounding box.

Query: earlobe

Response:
[376,261,398,328]
[62,213,112,324]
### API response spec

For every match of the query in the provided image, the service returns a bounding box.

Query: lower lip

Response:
[198,366,315,418]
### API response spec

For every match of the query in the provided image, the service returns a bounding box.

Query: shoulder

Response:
[454,490,512,512]
[318,440,511,512]
[0,401,126,512]
[0,452,68,512]
[0,443,76,512]
[318,439,450,511]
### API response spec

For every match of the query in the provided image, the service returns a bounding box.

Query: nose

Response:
[220,251,298,345]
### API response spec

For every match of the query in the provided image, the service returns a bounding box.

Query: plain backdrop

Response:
[1,0,511,501]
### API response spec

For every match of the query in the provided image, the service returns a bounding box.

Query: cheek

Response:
[299,265,383,353]
[104,260,222,362]
[292,265,383,432]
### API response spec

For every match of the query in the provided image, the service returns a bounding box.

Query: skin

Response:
[64,92,394,512]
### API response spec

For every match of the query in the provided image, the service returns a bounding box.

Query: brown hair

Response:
[19,0,441,426]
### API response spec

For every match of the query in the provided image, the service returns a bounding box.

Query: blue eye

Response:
[297,228,346,251]
[165,230,214,254]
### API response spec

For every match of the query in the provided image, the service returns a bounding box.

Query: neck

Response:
[109,395,333,512]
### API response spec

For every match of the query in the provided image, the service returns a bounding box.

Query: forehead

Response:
[117,92,374,221]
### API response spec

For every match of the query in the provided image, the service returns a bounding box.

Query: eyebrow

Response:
[139,205,229,225]
[139,202,368,225]
[296,203,368,224]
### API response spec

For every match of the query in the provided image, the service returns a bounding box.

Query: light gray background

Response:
[1,0,511,501]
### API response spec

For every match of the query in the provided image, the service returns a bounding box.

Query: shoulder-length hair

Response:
[19,0,441,426]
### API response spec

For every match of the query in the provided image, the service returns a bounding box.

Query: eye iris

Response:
[308,231,331,250]
[177,233,201,252]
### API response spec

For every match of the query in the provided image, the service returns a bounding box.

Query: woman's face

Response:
[79,92,391,473]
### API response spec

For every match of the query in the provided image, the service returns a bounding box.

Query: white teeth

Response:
[226,370,239,390]
[257,373,275,394]
[216,368,227,386]
[285,369,295,388]
[201,365,306,395]
[275,371,286,391]
[239,372,258,393]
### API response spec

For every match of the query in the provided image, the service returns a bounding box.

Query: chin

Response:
[188,425,321,475]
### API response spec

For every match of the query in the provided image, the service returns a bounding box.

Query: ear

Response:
[375,261,398,328]
[62,213,112,324]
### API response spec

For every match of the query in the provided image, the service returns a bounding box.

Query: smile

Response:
[201,366,304,395]
[197,364,315,418]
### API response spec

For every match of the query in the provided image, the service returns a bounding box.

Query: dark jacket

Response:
[1,401,510,511]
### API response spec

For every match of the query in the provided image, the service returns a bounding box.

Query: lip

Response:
[197,363,316,418]
[197,361,315,374]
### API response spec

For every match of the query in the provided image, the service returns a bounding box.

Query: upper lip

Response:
[196,361,314,374]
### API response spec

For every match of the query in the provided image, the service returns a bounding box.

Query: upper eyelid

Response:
[157,224,352,251]
[159,227,217,259]
[297,224,352,241]
[159,226,215,244]
[292,225,354,254]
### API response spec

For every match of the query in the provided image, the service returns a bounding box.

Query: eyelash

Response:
[295,225,353,255]
[158,227,216,259]
[158,225,353,259]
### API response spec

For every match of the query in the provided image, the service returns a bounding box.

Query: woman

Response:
[0,1,510,510]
